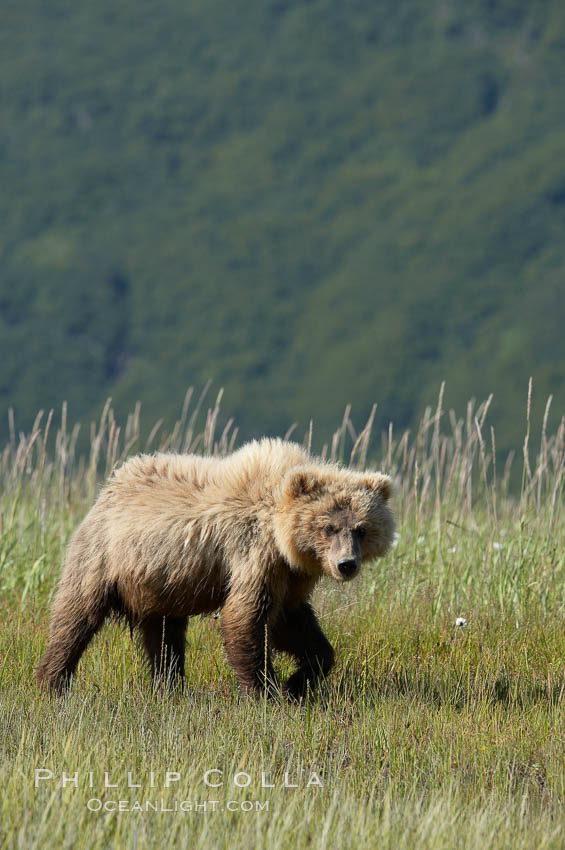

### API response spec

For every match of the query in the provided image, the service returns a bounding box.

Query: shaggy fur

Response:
[36,438,395,698]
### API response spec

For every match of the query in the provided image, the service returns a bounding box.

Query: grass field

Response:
[1,386,565,849]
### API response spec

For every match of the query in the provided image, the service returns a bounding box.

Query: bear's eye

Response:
[355,526,367,540]
[324,525,337,536]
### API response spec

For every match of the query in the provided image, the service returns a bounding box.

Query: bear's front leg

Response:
[220,585,280,696]
[271,602,335,700]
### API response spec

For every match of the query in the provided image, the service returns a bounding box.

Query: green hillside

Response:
[1,0,564,453]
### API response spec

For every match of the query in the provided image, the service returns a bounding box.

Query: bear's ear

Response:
[363,474,392,502]
[287,469,323,499]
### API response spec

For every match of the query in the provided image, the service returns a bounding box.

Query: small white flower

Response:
[391,532,400,548]
[448,545,458,554]
[455,617,467,628]
[492,541,503,551]
[417,536,425,545]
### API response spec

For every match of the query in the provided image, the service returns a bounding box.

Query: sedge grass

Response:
[1,385,564,849]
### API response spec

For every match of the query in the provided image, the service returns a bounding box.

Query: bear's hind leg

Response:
[37,593,111,694]
[271,602,335,700]
[140,615,187,686]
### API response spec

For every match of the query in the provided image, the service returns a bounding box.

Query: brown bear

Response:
[36,438,394,698]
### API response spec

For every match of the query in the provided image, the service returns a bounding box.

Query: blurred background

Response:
[1,0,564,456]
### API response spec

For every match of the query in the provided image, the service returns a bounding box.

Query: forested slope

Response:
[1,0,564,452]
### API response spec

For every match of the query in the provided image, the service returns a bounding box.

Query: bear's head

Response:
[273,464,395,581]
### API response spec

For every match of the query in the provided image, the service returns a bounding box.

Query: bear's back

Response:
[107,451,216,493]
[102,439,310,511]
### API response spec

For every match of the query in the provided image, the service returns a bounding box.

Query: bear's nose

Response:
[337,558,358,578]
